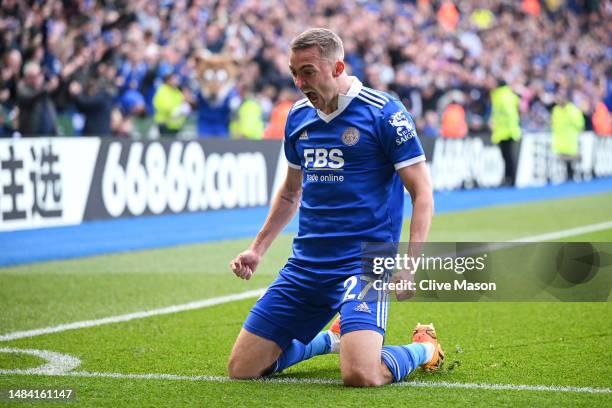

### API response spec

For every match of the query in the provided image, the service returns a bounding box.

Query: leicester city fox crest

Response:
[389,111,416,145]
[342,127,360,146]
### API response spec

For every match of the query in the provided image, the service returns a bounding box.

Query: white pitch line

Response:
[0,289,265,342]
[509,220,612,242]
[1,220,611,343]
[0,370,609,394]
[0,347,81,375]
[400,380,612,394]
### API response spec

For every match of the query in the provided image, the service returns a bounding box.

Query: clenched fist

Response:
[229,249,261,280]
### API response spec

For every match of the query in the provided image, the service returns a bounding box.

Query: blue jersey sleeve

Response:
[379,101,425,170]
[284,114,302,169]
[284,140,301,169]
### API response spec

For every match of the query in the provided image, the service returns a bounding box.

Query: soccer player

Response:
[228,28,443,386]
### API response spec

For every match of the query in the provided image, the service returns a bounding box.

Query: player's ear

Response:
[333,60,345,77]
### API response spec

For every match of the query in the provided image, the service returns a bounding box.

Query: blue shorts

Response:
[244,266,390,350]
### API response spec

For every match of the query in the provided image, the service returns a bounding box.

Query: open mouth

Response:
[304,91,318,104]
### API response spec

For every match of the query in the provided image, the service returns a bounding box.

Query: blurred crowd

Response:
[1,0,610,139]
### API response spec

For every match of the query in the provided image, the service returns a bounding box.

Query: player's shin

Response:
[380,344,431,382]
[268,331,335,374]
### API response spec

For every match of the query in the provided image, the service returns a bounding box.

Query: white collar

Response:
[316,76,362,123]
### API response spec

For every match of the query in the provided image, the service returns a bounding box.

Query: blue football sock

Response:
[272,331,331,373]
[381,344,429,382]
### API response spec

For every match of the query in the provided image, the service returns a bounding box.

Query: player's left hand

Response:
[392,269,416,301]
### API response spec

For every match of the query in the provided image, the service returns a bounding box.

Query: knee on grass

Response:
[341,366,387,387]
[227,356,267,379]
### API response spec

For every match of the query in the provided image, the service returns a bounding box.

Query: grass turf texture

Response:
[1,192,611,407]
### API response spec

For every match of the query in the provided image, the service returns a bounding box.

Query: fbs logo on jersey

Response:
[354,302,372,314]
[389,111,416,146]
[304,148,344,169]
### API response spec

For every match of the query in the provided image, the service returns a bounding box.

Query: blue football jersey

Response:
[283,78,425,271]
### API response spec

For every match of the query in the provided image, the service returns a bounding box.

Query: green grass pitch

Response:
[1,193,611,407]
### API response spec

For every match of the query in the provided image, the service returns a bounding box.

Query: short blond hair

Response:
[290,28,344,61]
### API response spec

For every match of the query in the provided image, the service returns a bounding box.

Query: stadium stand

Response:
[0,0,610,138]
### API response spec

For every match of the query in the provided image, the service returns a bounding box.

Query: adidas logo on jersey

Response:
[353,302,372,314]
[299,130,308,140]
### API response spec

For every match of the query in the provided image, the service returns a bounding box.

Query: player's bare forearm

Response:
[394,162,432,299]
[408,191,433,245]
[230,167,301,280]
[398,162,433,246]
[249,167,302,257]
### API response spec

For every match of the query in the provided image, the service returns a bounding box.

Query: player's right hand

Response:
[230,250,261,280]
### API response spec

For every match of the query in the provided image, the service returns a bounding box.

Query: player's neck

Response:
[321,75,353,115]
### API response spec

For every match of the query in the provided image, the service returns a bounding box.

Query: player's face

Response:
[289,47,338,113]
